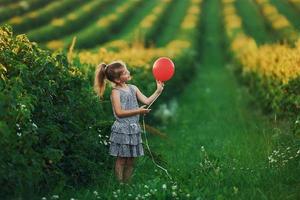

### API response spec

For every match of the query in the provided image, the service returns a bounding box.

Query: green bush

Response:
[0,25,111,198]
[232,67,300,135]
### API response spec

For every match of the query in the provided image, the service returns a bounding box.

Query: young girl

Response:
[94,60,164,184]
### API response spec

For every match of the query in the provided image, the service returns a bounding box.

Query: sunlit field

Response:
[0,0,299,199]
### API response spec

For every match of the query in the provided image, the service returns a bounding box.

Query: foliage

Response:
[0,25,111,198]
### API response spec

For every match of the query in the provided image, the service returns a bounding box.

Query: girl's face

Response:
[118,66,131,83]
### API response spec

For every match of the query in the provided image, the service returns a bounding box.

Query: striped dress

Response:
[109,84,144,157]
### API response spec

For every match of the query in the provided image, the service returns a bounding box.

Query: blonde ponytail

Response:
[94,63,107,98]
[94,61,126,99]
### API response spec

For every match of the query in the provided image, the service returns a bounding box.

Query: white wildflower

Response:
[172,191,177,197]
[32,123,38,129]
[201,146,205,152]
[51,195,59,199]
[145,193,151,197]
[268,156,272,160]
[233,186,238,194]
[162,184,167,190]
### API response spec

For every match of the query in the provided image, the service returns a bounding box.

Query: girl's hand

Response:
[139,105,151,115]
[156,80,164,94]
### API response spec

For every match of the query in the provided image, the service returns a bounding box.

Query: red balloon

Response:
[152,57,175,82]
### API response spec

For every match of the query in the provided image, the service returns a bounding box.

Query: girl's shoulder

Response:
[110,87,121,98]
[110,88,118,98]
[128,84,138,91]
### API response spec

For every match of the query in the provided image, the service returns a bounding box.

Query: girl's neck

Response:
[115,83,127,88]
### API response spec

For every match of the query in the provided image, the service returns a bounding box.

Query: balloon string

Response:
[142,93,172,180]
[146,92,160,109]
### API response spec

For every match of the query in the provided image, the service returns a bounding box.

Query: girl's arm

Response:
[111,89,150,118]
[133,80,164,105]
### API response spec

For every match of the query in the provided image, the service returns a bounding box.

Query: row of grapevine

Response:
[222,0,300,130]
[172,0,202,45]
[46,0,146,50]
[155,0,191,47]
[3,0,86,34]
[27,0,114,43]
[99,0,175,51]
[270,0,300,31]
[99,0,201,52]
[0,0,21,6]
[288,0,300,11]
[235,0,274,44]
[123,0,174,47]
[255,0,299,43]
[0,0,52,23]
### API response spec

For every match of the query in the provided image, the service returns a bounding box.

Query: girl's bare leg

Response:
[123,157,135,183]
[115,157,126,183]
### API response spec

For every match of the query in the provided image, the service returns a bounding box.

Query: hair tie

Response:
[104,64,108,72]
